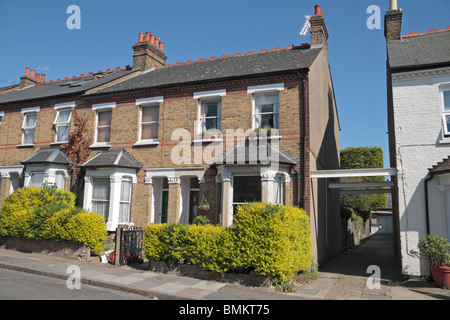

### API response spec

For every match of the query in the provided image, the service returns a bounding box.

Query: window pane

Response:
[446,115,450,133]
[141,123,158,140]
[25,113,36,127]
[92,201,110,221]
[23,129,35,144]
[97,127,110,143]
[444,91,450,111]
[142,106,159,123]
[57,110,71,123]
[119,203,130,223]
[260,104,274,113]
[255,93,279,106]
[204,102,218,117]
[55,172,65,190]
[120,180,132,202]
[56,125,69,142]
[260,114,274,128]
[92,178,110,200]
[97,110,112,126]
[30,173,45,187]
[233,176,261,203]
[205,118,218,131]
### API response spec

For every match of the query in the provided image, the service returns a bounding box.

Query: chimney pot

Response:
[315,4,323,15]
[30,70,35,78]
[390,0,398,11]
[25,67,30,76]
[35,73,40,80]
[159,41,164,51]
[155,38,160,47]
[139,32,144,42]
[150,34,155,44]
[144,32,150,42]
[40,74,45,82]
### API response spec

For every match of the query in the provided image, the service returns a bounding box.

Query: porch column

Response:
[144,177,153,225]
[261,170,275,203]
[0,172,11,204]
[167,176,181,223]
[220,174,233,227]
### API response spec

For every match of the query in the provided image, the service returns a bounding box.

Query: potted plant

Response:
[198,199,210,213]
[418,234,450,289]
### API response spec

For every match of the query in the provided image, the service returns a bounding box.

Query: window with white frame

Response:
[441,89,450,136]
[55,171,66,190]
[54,109,72,143]
[91,178,111,221]
[96,110,112,144]
[273,174,284,205]
[199,99,221,135]
[254,93,279,129]
[0,111,4,129]
[29,172,45,188]
[139,104,159,142]
[22,112,38,145]
[119,177,132,223]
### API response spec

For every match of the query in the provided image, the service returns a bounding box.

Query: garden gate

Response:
[115,225,144,265]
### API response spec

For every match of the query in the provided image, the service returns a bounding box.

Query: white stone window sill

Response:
[17,144,35,148]
[50,141,68,146]
[439,137,450,144]
[89,143,111,149]
[133,140,160,146]
[192,138,224,143]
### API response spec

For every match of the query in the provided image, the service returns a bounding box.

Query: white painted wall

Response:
[392,67,450,276]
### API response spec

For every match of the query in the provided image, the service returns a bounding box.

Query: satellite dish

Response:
[299,15,311,36]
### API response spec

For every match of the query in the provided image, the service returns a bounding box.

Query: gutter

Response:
[298,71,308,209]
[424,174,432,235]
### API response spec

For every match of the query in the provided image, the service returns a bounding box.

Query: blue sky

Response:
[1,0,449,167]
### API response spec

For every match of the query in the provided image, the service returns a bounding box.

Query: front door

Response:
[161,190,169,223]
[189,191,199,224]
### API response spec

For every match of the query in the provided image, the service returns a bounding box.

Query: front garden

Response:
[0,186,314,288]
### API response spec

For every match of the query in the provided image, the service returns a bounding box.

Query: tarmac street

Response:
[0,234,449,301]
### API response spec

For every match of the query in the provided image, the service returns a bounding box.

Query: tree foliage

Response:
[61,108,91,179]
[340,147,387,220]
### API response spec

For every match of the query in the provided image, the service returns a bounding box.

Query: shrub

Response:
[143,202,312,284]
[65,210,107,254]
[192,215,210,225]
[231,203,312,283]
[0,186,106,253]
[182,224,233,274]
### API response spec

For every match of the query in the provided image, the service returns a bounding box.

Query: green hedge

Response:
[0,186,107,253]
[143,202,312,284]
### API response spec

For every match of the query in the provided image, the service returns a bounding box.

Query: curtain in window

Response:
[92,178,110,220]
[201,101,219,131]
[55,172,65,190]
[30,172,45,188]
[23,113,37,144]
[119,179,132,223]
[97,111,112,143]
[56,110,71,142]
[273,175,283,204]
[141,106,159,140]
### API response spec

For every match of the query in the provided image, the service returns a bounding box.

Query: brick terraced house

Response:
[0,5,341,265]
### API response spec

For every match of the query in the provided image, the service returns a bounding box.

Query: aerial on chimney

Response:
[390,0,398,11]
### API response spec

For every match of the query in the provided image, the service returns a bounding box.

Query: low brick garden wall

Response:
[1,237,91,262]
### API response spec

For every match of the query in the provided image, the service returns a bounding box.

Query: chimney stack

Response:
[132,31,167,70]
[385,0,402,41]
[19,67,44,88]
[309,5,329,48]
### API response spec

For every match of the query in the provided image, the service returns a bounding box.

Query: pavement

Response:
[0,234,449,301]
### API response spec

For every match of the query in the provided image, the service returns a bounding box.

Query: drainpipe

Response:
[424,174,432,235]
[298,71,307,209]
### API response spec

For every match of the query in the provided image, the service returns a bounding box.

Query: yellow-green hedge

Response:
[143,202,312,283]
[0,186,107,253]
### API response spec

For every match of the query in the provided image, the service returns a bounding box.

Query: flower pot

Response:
[430,265,450,289]
[199,206,209,213]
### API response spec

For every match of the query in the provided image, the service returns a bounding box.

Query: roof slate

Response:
[387,30,450,71]
[92,47,321,95]
[82,149,142,169]
[0,69,136,105]
[20,148,70,165]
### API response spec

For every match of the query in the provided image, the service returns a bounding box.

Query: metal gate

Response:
[116,225,144,265]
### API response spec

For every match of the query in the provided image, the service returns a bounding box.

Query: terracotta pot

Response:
[430,265,450,289]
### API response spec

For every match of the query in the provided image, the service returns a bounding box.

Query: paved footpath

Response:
[0,234,449,301]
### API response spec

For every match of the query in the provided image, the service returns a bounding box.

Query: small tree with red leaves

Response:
[61,108,91,194]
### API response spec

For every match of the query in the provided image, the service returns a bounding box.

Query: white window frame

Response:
[0,111,4,130]
[20,107,40,146]
[91,102,115,148]
[134,97,163,146]
[53,108,72,144]
[440,87,450,136]
[252,92,280,130]
[193,90,225,141]
[119,176,133,223]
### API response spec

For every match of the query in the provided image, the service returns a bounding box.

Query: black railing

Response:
[116,225,144,265]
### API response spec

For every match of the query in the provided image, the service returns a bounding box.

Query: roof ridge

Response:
[155,44,304,70]
[35,65,133,86]
[402,26,450,39]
